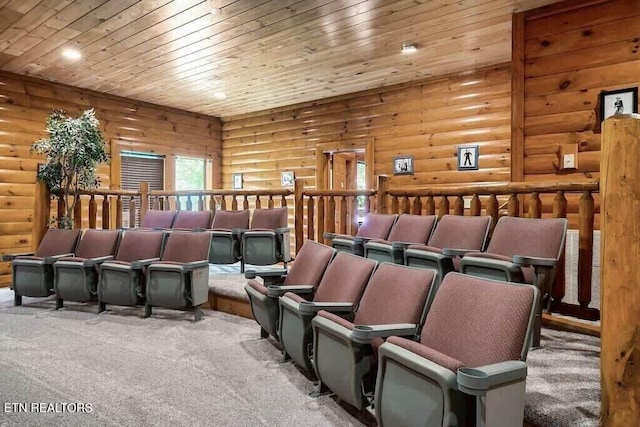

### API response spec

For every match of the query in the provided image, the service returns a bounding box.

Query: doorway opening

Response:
[315,139,374,232]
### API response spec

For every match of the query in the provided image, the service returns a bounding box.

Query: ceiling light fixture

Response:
[213,92,226,100]
[62,48,82,60]
[401,43,418,53]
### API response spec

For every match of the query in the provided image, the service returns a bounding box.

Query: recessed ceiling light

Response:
[62,48,82,60]
[213,92,226,100]
[401,43,418,53]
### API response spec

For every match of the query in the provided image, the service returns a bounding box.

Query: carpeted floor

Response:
[0,288,369,427]
[0,279,600,427]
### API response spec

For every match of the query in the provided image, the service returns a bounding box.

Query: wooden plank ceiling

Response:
[0,0,561,118]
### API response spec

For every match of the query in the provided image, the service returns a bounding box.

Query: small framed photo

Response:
[232,173,243,190]
[457,145,479,170]
[393,155,414,176]
[600,87,638,121]
[281,171,295,187]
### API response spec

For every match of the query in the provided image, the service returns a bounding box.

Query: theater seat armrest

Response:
[130,257,161,270]
[267,284,314,298]
[391,242,411,250]
[512,255,557,268]
[457,360,527,395]
[352,236,367,245]
[298,301,354,315]
[244,269,287,279]
[322,232,336,240]
[82,255,114,267]
[44,253,75,264]
[441,248,475,257]
[352,323,417,344]
[1,252,34,261]
[182,260,210,271]
[232,228,248,237]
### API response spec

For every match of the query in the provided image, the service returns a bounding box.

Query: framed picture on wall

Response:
[281,171,294,187]
[600,87,638,121]
[457,145,479,170]
[232,173,243,190]
[393,155,414,176]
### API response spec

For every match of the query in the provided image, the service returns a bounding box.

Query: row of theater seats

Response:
[244,241,540,427]
[323,213,567,347]
[3,228,212,320]
[141,207,291,272]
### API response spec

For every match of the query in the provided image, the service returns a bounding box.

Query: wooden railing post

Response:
[139,182,149,224]
[376,175,389,214]
[73,197,82,229]
[294,178,304,252]
[32,181,51,252]
[577,190,594,309]
[88,195,97,229]
[102,196,110,230]
[600,114,640,427]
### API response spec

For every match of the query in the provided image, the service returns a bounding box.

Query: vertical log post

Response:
[73,197,82,229]
[438,196,449,218]
[102,196,110,230]
[486,194,499,236]
[139,182,149,224]
[307,196,315,241]
[32,181,51,252]
[128,197,136,228]
[339,196,347,235]
[115,196,122,228]
[552,191,568,305]
[600,114,640,426]
[88,195,97,229]
[454,196,464,216]
[294,179,304,252]
[578,191,594,309]
[376,175,389,214]
[326,196,336,238]
[425,196,435,215]
[470,194,481,216]
[411,197,421,215]
[318,196,326,244]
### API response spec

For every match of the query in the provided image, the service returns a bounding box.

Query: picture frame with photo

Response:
[281,171,295,187]
[600,87,638,122]
[457,145,479,171]
[393,155,414,176]
[232,173,243,190]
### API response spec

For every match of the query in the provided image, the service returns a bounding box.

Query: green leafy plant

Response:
[31,109,109,229]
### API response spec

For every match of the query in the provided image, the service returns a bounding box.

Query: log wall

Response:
[521,0,640,227]
[222,64,512,191]
[0,71,221,286]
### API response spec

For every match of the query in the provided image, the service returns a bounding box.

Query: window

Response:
[121,151,165,227]
[175,156,206,211]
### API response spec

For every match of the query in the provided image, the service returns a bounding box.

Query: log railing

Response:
[385,177,600,321]
[292,176,600,322]
[296,189,377,247]
[34,176,600,321]
[146,189,292,223]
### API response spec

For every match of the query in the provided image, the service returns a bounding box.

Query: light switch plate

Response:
[563,154,576,169]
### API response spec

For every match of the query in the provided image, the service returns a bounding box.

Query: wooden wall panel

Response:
[222,65,512,192]
[521,0,640,229]
[523,0,640,181]
[0,71,221,286]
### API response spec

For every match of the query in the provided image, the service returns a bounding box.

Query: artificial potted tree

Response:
[31,109,109,229]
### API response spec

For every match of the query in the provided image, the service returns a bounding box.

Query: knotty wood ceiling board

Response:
[0,0,561,118]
